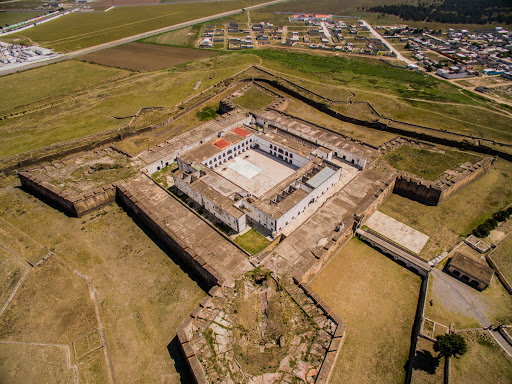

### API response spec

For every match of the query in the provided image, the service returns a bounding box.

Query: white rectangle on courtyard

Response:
[227,157,263,179]
[215,149,298,198]
[365,211,429,254]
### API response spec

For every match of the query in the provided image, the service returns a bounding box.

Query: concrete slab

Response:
[214,149,298,198]
[365,211,429,254]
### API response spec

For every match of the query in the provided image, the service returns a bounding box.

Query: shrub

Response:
[493,210,510,222]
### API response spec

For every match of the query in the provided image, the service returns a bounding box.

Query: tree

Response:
[434,334,467,359]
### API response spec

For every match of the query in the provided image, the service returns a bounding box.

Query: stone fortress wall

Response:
[18,170,117,217]
[394,156,494,205]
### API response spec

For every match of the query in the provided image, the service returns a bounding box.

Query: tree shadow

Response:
[414,349,440,374]
[167,336,194,384]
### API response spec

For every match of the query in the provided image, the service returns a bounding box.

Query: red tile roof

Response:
[213,139,231,149]
[232,127,250,137]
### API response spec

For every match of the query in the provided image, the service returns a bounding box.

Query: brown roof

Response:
[449,252,494,285]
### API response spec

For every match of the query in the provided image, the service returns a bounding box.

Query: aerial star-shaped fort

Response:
[16,72,494,383]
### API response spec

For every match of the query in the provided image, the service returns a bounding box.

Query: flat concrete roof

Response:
[306,167,335,189]
[138,111,250,165]
[181,130,251,165]
[257,110,377,161]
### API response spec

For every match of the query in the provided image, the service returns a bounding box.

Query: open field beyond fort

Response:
[6,0,268,52]
[1,51,512,163]
[311,238,421,384]
[81,43,218,72]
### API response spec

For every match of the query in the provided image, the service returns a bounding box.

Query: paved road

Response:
[0,0,286,76]
[360,20,415,65]
[431,269,491,327]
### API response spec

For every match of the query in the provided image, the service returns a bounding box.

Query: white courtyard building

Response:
[171,112,370,236]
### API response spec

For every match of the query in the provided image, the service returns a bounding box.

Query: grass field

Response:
[232,86,275,109]
[0,174,205,383]
[0,343,77,383]
[311,238,421,384]
[450,331,512,384]
[82,42,218,72]
[14,1,266,52]
[385,145,482,180]
[0,60,129,116]
[0,11,45,26]
[379,159,512,260]
[489,235,512,284]
[0,53,258,159]
[233,228,270,255]
[257,83,397,146]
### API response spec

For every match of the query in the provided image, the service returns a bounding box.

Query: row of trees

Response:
[473,207,512,238]
[368,0,512,25]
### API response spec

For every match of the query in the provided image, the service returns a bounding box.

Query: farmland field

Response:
[0,11,45,26]
[141,25,201,47]
[12,0,268,52]
[81,43,218,72]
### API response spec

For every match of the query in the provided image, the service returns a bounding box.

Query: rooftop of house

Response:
[449,252,494,285]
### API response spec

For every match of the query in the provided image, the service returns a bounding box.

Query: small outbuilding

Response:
[446,252,494,290]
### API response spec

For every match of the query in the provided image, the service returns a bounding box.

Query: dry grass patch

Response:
[0,247,25,308]
[0,60,129,116]
[82,43,218,72]
[0,257,97,345]
[0,343,75,383]
[311,238,421,384]
[411,337,444,384]
[451,331,512,384]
